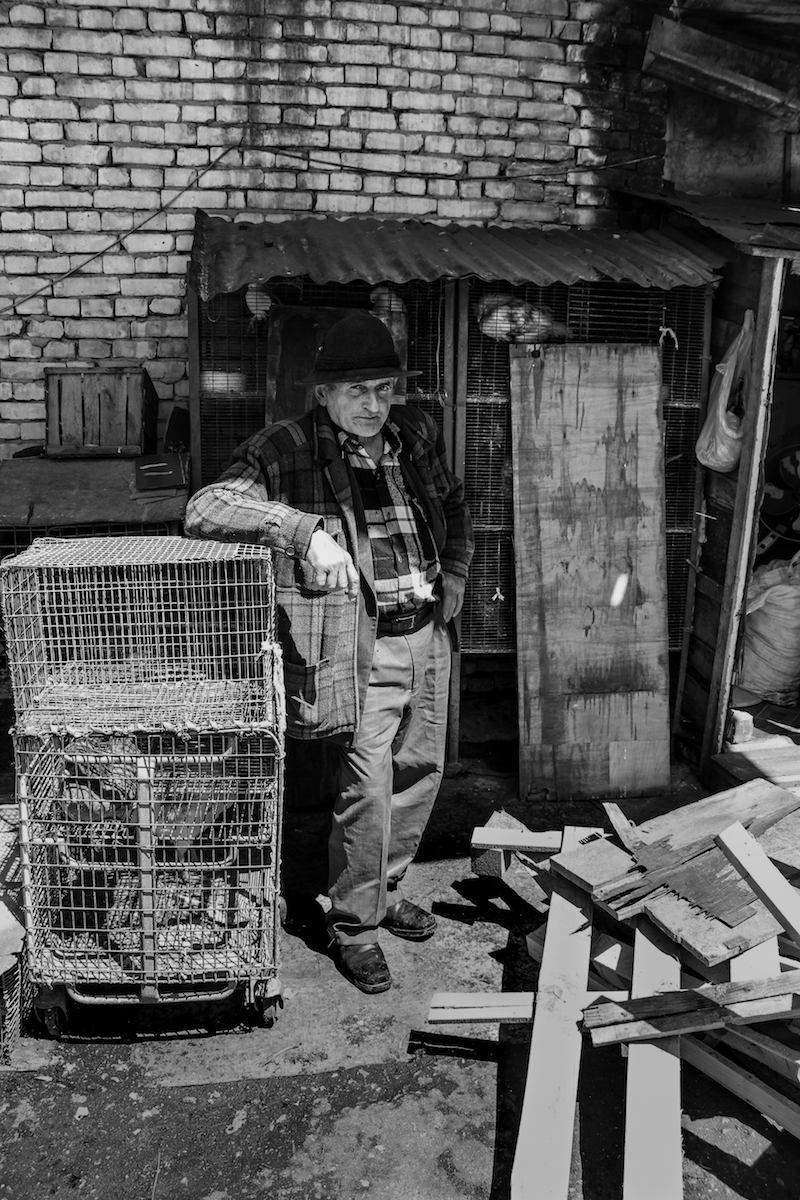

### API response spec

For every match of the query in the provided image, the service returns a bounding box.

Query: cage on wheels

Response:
[15,727,285,1036]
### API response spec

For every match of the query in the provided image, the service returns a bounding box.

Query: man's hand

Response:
[441,572,466,622]
[303,529,360,598]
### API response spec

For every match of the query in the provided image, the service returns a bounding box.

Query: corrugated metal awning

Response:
[188,209,728,300]
[628,190,800,257]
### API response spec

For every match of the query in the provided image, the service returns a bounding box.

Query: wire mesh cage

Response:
[16,729,283,1014]
[0,536,283,735]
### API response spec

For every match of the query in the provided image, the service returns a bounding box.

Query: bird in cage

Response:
[244,283,273,330]
[474,292,572,343]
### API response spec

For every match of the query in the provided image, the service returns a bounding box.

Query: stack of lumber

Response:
[427,779,800,1200]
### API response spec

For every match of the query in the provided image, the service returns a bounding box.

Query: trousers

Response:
[327,614,451,946]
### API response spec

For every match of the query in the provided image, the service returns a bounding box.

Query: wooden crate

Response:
[44,364,159,458]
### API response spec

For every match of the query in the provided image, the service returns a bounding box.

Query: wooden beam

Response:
[588,992,800,1047]
[700,259,787,774]
[680,1035,800,1142]
[471,827,564,854]
[510,827,594,1200]
[426,989,630,1025]
[623,918,683,1200]
[715,1025,800,1086]
[716,821,800,948]
[584,969,800,1030]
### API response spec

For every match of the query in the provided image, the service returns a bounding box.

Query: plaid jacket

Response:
[184,404,474,743]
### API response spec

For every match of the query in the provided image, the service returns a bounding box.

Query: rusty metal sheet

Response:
[188,209,727,300]
[628,190,800,256]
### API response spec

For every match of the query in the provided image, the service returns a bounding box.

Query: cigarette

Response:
[610,573,629,608]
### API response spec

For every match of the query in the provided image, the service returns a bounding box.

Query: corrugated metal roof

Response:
[189,209,728,300]
[628,190,800,255]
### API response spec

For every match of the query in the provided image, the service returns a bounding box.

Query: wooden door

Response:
[510,343,671,800]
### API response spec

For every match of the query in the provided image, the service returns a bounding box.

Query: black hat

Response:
[298,312,422,385]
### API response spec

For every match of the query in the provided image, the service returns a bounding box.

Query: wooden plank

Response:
[716,1025,800,1084]
[471,827,563,854]
[510,826,594,1200]
[680,1035,800,1141]
[589,992,800,1047]
[634,778,800,866]
[510,343,671,801]
[711,746,800,788]
[602,801,646,852]
[644,887,781,967]
[426,989,631,1025]
[700,259,787,776]
[550,836,637,893]
[584,969,800,1031]
[716,821,800,947]
[428,992,535,1023]
[623,919,682,1200]
[82,371,102,447]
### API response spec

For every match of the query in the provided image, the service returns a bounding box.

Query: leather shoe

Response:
[382,899,437,941]
[334,942,392,994]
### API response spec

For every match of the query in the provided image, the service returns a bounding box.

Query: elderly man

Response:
[185,311,473,994]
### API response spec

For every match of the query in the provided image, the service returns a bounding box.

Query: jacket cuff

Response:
[279,512,324,560]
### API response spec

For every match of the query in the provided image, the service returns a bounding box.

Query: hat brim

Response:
[297,365,423,386]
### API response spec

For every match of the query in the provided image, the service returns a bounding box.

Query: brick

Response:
[124,34,192,58]
[333,3,397,20]
[113,10,148,31]
[392,48,454,71]
[424,133,456,155]
[363,174,394,193]
[0,401,45,421]
[79,8,114,29]
[455,96,517,117]
[10,99,79,120]
[34,212,68,230]
[147,58,182,80]
[9,51,42,72]
[326,86,388,108]
[0,164,29,186]
[44,51,78,72]
[499,200,560,221]
[342,150,404,173]
[408,27,440,49]
[8,339,41,359]
[0,120,30,140]
[392,90,456,112]
[373,193,443,215]
[348,109,397,131]
[0,213,34,231]
[397,5,427,24]
[364,130,422,153]
[52,30,121,55]
[77,340,113,358]
[0,27,51,49]
[113,103,181,124]
[79,299,114,318]
[9,5,45,24]
[409,71,443,92]
[396,175,425,195]
[329,172,363,192]
[315,192,374,214]
[329,42,388,65]
[43,143,110,166]
[399,112,446,133]
[179,60,214,80]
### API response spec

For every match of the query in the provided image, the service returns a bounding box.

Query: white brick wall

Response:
[0,0,667,455]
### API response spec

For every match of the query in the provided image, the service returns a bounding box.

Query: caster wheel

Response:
[43,1007,68,1039]
[252,995,283,1029]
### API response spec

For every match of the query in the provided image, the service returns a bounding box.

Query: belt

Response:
[377,601,436,637]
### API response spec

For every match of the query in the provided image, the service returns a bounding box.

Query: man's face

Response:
[317,378,397,442]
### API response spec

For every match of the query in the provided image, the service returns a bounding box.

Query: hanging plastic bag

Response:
[738,549,800,704]
[695,309,754,472]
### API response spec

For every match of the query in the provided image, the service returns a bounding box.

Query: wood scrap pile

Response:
[427,779,800,1200]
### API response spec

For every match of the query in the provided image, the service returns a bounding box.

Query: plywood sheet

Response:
[510,344,670,800]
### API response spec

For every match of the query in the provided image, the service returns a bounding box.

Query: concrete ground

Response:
[3,714,800,1199]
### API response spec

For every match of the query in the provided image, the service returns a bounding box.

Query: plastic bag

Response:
[739,550,800,704]
[695,310,754,472]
